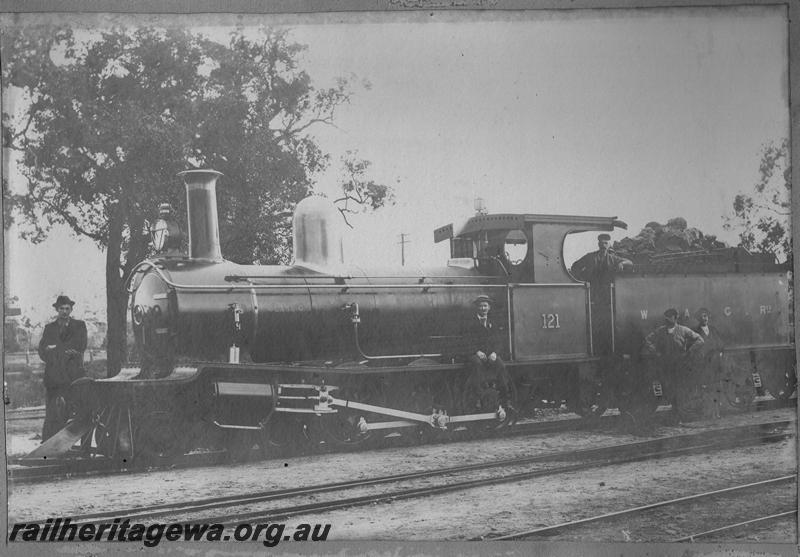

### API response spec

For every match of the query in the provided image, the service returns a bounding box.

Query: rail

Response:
[494,475,795,541]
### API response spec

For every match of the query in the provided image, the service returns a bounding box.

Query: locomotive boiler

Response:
[130,172,501,373]
[29,169,795,462]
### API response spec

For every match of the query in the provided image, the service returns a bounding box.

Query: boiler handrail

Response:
[128,260,590,293]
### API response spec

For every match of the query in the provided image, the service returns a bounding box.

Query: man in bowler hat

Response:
[38,295,87,441]
[461,295,512,412]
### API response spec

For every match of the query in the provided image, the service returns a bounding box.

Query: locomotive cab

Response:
[435,213,627,286]
[436,213,628,357]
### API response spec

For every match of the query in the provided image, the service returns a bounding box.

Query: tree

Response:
[333,150,396,227]
[725,139,791,263]
[3,25,392,375]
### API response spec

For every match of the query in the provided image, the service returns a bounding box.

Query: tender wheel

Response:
[721,376,756,409]
[677,384,713,420]
[617,386,660,424]
[757,351,797,403]
[615,359,660,426]
[721,353,756,409]
[763,368,797,403]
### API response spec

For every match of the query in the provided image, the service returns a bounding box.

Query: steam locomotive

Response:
[30,170,795,462]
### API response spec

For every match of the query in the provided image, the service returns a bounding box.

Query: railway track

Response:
[674,507,797,542]
[5,408,45,421]
[15,419,793,527]
[7,398,791,483]
[6,412,602,484]
[493,475,796,542]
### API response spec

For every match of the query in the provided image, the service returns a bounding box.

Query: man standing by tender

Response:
[692,307,725,418]
[38,295,87,441]
[570,233,633,295]
[570,233,633,354]
[644,308,704,423]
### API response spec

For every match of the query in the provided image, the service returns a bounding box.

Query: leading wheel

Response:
[133,410,187,463]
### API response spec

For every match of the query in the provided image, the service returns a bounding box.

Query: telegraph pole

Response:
[398,233,410,266]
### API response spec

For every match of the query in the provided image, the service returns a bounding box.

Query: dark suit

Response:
[461,314,511,411]
[462,314,503,357]
[38,318,87,440]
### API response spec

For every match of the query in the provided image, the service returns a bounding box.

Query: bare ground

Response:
[6,406,797,545]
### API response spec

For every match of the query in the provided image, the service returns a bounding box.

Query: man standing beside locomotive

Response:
[693,308,725,418]
[38,295,87,441]
[461,295,512,413]
[644,308,704,423]
[570,233,633,297]
[570,234,632,354]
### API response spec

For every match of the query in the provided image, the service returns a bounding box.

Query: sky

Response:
[2,6,790,324]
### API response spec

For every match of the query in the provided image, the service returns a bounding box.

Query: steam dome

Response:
[292,196,344,269]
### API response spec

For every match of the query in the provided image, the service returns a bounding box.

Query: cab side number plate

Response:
[541,313,561,329]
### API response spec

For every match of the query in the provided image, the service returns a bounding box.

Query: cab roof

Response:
[434,213,627,243]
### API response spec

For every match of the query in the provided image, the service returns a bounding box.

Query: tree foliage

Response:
[2,25,392,374]
[334,150,396,227]
[725,139,791,262]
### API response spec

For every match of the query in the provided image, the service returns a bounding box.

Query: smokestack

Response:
[178,169,223,261]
